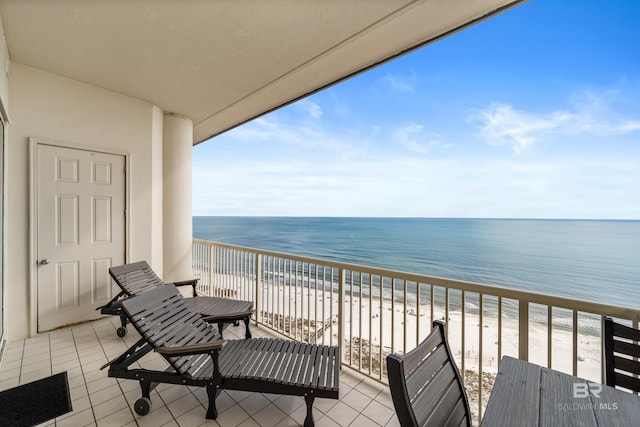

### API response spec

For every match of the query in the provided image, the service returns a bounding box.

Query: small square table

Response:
[482,356,640,426]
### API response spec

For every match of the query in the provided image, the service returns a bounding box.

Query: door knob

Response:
[40,259,50,265]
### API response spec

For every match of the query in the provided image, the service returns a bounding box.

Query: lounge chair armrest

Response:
[172,278,199,287]
[202,310,253,323]
[156,340,227,356]
[171,278,199,297]
[96,290,127,310]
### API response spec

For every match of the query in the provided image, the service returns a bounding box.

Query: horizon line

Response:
[192,215,640,221]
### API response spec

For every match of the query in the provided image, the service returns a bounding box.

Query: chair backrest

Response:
[121,284,220,376]
[604,316,640,393]
[109,261,164,296]
[386,320,470,427]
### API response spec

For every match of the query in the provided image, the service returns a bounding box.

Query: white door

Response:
[36,144,125,332]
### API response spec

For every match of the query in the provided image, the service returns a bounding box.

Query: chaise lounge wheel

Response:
[117,326,127,337]
[134,397,151,415]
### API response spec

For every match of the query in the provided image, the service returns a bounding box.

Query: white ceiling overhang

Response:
[0,0,526,144]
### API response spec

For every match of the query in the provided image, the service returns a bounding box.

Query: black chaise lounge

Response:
[386,320,471,427]
[103,284,339,427]
[98,261,254,338]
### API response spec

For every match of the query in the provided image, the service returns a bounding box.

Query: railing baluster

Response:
[278,257,282,334]
[461,290,466,382]
[379,276,385,380]
[478,293,484,422]
[416,282,420,347]
[573,310,579,376]
[295,260,299,341]
[255,252,261,327]
[445,287,450,330]
[391,278,396,356]
[338,268,344,364]
[244,251,248,300]
[519,300,529,361]
[273,257,277,334]
[403,279,407,354]
[210,242,214,294]
[498,296,503,367]
[314,264,319,344]
[547,306,553,368]
[349,270,354,366]
[307,263,311,343]
[430,284,434,325]
[357,271,362,370]
[284,260,293,336]
[328,266,331,346]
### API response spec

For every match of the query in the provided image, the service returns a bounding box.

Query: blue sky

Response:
[193,0,640,219]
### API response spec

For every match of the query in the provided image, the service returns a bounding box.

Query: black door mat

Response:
[0,371,72,427]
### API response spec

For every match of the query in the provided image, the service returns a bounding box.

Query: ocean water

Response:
[193,217,640,309]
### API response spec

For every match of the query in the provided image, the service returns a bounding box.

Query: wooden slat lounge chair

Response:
[386,320,471,427]
[103,284,339,427]
[604,316,640,393]
[98,261,253,339]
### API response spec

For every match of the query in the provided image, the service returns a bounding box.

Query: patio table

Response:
[482,356,640,426]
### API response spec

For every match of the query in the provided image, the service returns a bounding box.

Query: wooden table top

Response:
[482,356,640,426]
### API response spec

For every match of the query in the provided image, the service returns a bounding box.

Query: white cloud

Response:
[393,123,426,153]
[226,115,316,145]
[385,72,415,93]
[299,99,323,119]
[212,107,371,162]
[472,87,640,152]
[392,123,442,154]
[471,104,573,152]
[617,120,640,132]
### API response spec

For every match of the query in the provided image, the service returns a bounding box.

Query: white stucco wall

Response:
[7,64,164,339]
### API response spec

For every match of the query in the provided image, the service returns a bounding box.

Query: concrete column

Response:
[163,114,193,282]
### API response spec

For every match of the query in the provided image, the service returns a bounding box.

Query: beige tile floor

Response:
[0,316,400,427]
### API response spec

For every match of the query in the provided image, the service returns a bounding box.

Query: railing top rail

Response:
[193,238,640,320]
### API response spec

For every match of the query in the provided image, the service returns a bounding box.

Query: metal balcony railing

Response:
[192,238,640,422]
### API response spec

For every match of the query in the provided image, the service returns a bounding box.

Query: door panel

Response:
[37,144,125,331]
[57,261,79,307]
[93,196,112,242]
[57,195,79,244]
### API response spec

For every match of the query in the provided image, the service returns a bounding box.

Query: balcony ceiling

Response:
[0,0,525,144]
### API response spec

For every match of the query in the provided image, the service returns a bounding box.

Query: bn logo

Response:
[573,383,602,398]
